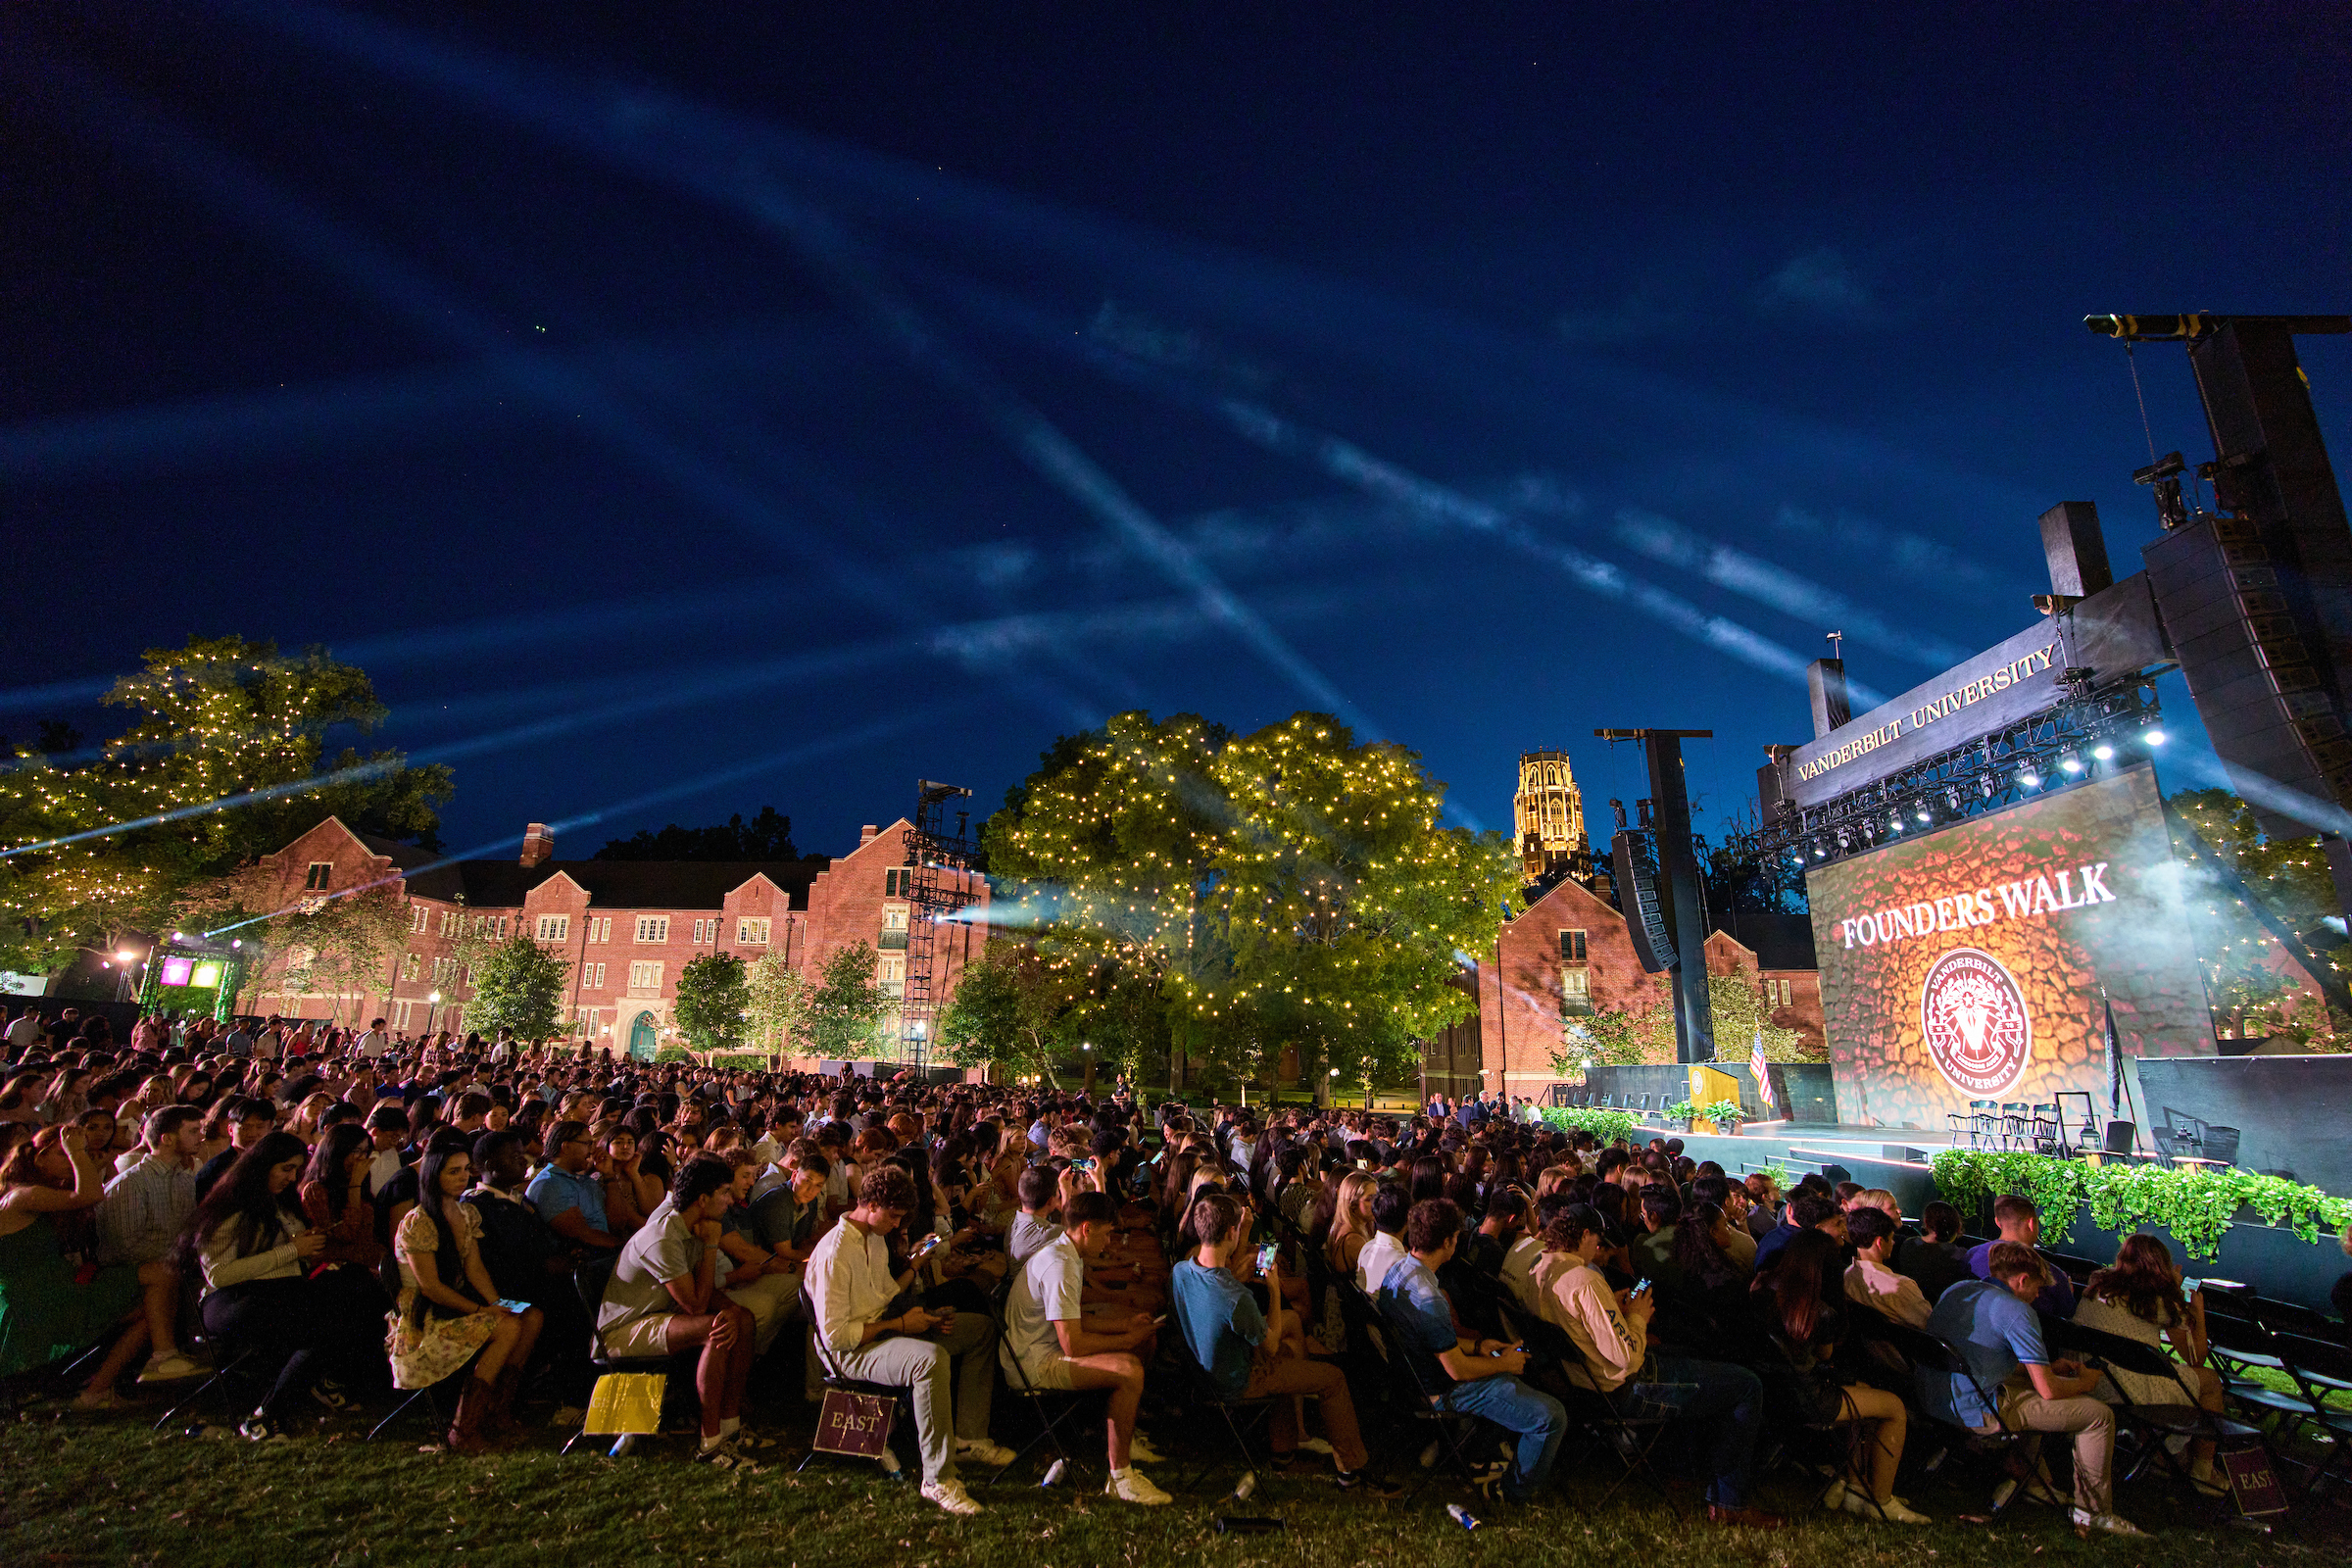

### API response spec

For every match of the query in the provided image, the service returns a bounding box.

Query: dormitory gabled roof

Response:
[356,832,830,911]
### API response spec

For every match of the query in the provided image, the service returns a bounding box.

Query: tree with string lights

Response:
[0,636,450,977]
[985,710,1516,1097]
[2169,787,2350,1048]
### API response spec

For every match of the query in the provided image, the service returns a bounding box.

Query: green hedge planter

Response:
[1929,1148,2352,1260]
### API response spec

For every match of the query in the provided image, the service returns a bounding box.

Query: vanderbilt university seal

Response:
[1919,948,2033,1097]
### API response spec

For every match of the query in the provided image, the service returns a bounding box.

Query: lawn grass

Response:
[1,1403,2343,1568]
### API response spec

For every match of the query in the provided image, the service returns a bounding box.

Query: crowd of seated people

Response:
[0,1002,2321,1529]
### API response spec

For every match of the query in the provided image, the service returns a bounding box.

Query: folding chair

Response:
[2264,1333,2352,1499]
[1163,1293,1279,1493]
[149,1345,259,1435]
[1516,1312,1675,1505]
[983,1276,1105,1487]
[1375,1313,1507,1505]
[561,1253,693,1455]
[367,1363,467,1444]
[2046,1315,2274,1500]
[1861,1319,2033,1511]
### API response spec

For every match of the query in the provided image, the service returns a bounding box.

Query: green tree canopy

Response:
[0,636,451,973]
[673,952,750,1051]
[806,941,892,1061]
[461,935,572,1043]
[595,806,804,862]
[742,950,812,1055]
[985,710,1515,1093]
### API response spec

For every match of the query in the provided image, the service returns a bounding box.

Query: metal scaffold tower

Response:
[900,779,980,1070]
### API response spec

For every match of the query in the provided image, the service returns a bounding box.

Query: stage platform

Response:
[1611,1119,1956,1214]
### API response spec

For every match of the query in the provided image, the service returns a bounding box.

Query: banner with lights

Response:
[1805,762,2214,1129]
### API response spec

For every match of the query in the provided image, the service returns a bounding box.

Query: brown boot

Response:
[486,1364,524,1446]
[447,1374,495,1454]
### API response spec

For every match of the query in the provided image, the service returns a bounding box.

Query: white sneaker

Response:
[1106,1467,1173,1506]
[2071,1508,2147,1538]
[1840,1492,1931,1524]
[1128,1432,1167,1464]
[137,1351,204,1384]
[956,1437,1017,1466]
[1297,1437,1334,1456]
[922,1478,984,1516]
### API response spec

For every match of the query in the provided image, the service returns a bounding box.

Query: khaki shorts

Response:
[1006,1348,1076,1392]
[601,1314,676,1359]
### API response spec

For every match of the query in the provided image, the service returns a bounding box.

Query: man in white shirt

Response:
[3,1006,44,1054]
[1842,1206,1932,1328]
[1001,1191,1168,1504]
[806,1164,1008,1515]
[96,1104,205,1383]
[352,1018,390,1060]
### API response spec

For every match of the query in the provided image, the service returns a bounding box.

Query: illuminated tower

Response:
[1514,750,1592,886]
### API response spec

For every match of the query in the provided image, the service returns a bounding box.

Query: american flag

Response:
[1750,1029,1777,1115]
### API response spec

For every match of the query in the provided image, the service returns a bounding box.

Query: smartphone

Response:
[2180,1276,2200,1302]
[1629,1277,1652,1298]
[496,1298,531,1314]
[1070,1157,1095,1172]
[1255,1242,1279,1274]
[911,1233,944,1260]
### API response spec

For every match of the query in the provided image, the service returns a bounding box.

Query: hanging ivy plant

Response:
[1540,1106,1639,1146]
[1930,1149,2352,1260]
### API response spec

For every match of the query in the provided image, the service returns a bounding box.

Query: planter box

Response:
[1937,1193,2348,1315]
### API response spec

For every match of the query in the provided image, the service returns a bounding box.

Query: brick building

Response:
[245,816,985,1061]
[1452,873,1824,1102]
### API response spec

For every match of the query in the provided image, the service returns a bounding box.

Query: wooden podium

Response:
[1689,1064,1743,1133]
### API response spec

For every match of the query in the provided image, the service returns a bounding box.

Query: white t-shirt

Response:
[1357,1229,1407,1296]
[1003,1232,1085,1374]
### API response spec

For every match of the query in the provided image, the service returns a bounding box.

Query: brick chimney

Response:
[858,824,879,847]
[520,822,555,867]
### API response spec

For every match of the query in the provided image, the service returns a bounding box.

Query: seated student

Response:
[1001,1191,1170,1504]
[463,1128,584,1406]
[1005,1164,1064,1268]
[1896,1200,1972,1303]
[0,1124,172,1406]
[94,1103,207,1382]
[1965,1197,2075,1318]
[708,1149,801,1355]
[599,1154,761,1466]
[1920,1241,2142,1538]
[1754,1193,1843,1275]
[1690,1175,1758,1272]
[1659,1200,1749,1343]
[1465,1188,1527,1279]
[185,1131,383,1440]
[1843,1207,1931,1328]
[1354,1182,1410,1295]
[391,1136,543,1452]
[194,1098,277,1202]
[526,1120,620,1255]
[1752,1229,1925,1523]
[748,1140,829,1257]
[1378,1197,1567,1506]
[1630,1183,1686,1296]
[807,1164,1009,1516]
[1533,1203,1780,1528]
[1171,1193,1394,1492]
[2074,1235,2227,1496]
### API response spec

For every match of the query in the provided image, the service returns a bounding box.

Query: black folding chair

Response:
[1516,1311,1675,1505]
[561,1252,694,1455]
[2265,1333,2352,1499]
[1860,1319,2032,1511]
[1164,1292,1279,1493]
[368,1362,468,1443]
[983,1274,1106,1487]
[2046,1315,2272,1500]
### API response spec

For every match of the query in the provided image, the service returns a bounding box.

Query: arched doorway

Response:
[627,1011,660,1060]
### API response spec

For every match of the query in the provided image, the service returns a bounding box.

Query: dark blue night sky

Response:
[6,3,2348,861]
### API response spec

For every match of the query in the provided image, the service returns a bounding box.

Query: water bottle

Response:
[1040,1458,1066,1488]
[1447,1503,1481,1532]
[1232,1471,1256,1501]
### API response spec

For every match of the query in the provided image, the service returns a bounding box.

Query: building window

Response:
[1558,928,1588,963]
[628,960,662,993]
[1561,967,1592,1015]
[393,999,414,1028]
[536,914,570,942]
[881,906,908,931]
[1764,975,1793,1009]
[738,917,770,945]
[439,909,457,937]
[304,861,332,891]
[586,962,606,989]
[692,917,713,945]
[884,867,914,898]
[635,916,669,943]
[402,953,419,981]
[589,916,611,943]
[411,905,430,933]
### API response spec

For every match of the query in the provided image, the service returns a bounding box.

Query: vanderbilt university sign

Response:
[1785,623,2067,808]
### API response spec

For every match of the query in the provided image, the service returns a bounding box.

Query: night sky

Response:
[7,3,2348,866]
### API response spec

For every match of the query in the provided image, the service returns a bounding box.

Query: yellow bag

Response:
[583,1372,666,1435]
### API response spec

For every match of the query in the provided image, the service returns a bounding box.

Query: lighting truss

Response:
[1738,686,2164,872]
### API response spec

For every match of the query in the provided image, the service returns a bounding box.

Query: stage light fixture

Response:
[2061,751,2084,773]
[2018,766,2040,786]
[1945,787,1962,810]
[2143,727,2166,746]
[2092,743,2115,760]
[1812,839,1827,859]
[1790,854,1805,866]
[1837,830,1851,852]
[1979,776,1995,800]
[1887,814,1901,833]
[1915,805,1932,823]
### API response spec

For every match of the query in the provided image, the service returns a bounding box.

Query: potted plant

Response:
[1695,1099,1748,1135]
[1662,1099,1698,1131]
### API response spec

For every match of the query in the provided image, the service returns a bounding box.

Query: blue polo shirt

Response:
[1377,1253,1460,1392]
[1919,1278,2048,1428]
[526,1162,609,1238]
[1171,1259,1265,1398]
[1966,1240,2076,1318]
